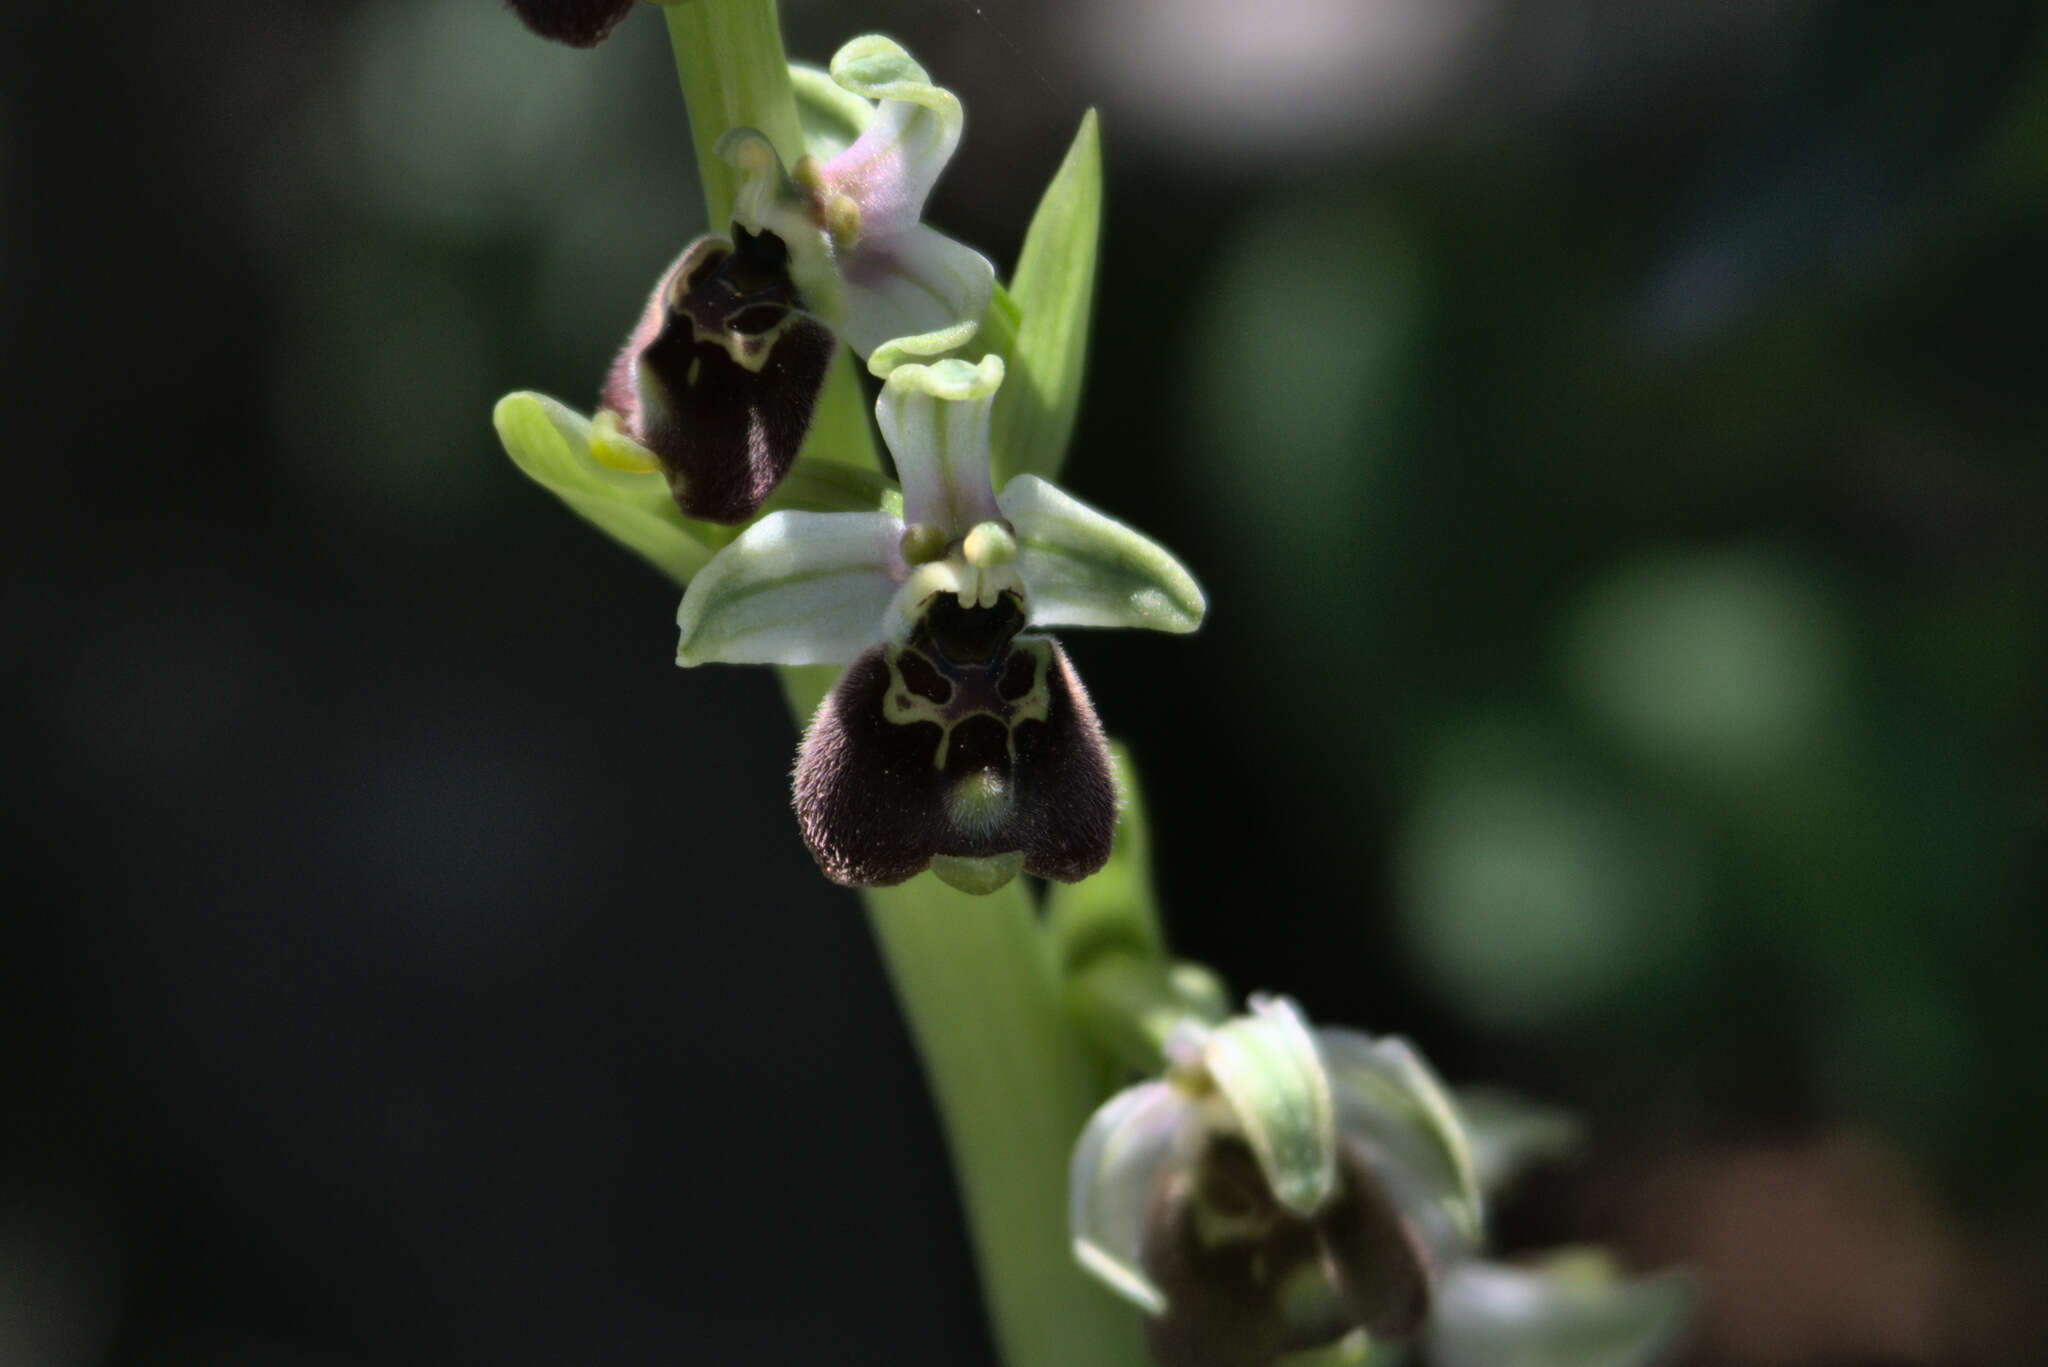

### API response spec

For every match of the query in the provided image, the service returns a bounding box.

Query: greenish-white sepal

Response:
[990,110,1102,486]
[1456,1088,1586,1199]
[853,226,996,371]
[998,475,1206,634]
[1427,1258,1693,1367]
[674,510,901,667]
[827,35,963,180]
[1068,1080,1190,1317]
[1203,996,1338,1217]
[1318,1031,1484,1250]
[791,62,873,160]
[493,392,715,587]
[877,356,1005,534]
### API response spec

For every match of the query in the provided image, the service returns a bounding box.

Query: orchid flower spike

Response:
[1068,997,1485,1367]
[673,354,1204,893]
[599,36,994,524]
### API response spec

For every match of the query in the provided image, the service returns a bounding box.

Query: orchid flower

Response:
[1069,997,1483,1367]
[673,354,1203,893]
[598,36,994,523]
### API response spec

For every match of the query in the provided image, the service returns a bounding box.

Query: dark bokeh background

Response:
[6,1,2046,1363]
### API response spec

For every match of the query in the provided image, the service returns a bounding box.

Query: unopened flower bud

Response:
[1070,999,1485,1367]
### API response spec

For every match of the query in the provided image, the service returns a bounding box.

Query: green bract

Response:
[989,111,1102,487]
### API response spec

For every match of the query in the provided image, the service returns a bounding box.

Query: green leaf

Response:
[493,391,715,587]
[991,109,1102,485]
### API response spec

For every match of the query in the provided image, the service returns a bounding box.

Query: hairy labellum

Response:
[792,594,1116,889]
[1140,1137,1432,1367]
[501,0,638,47]
[602,229,835,524]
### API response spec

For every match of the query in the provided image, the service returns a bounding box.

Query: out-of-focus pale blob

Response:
[1078,0,1496,155]
[1393,719,1711,1029]
[1557,548,1851,785]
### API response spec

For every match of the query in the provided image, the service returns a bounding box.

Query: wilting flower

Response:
[1069,997,1484,1367]
[673,354,1203,892]
[601,37,994,523]
[501,0,638,49]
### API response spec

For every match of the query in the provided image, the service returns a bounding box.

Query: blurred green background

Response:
[5,0,2045,1363]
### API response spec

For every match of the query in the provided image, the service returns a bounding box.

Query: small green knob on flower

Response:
[1069,997,1483,1367]
[672,355,1204,892]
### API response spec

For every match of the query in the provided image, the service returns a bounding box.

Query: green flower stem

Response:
[661,0,879,475]
[861,876,1148,1367]
[661,0,804,226]
[668,8,1140,1364]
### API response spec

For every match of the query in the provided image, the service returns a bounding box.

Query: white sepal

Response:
[1068,1080,1193,1317]
[999,475,1207,635]
[675,511,902,667]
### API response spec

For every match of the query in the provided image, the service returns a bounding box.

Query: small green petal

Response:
[791,61,873,160]
[1427,1259,1693,1367]
[1318,1032,1484,1247]
[1204,997,1338,1217]
[828,34,962,143]
[990,110,1101,486]
[998,475,1207,634]
[493,391,716,587]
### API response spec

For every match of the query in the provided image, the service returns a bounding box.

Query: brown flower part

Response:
[1141,1137,1433,1367]
[601,228,836,524]
[501,0,639,48]
[792,592,1117,888]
